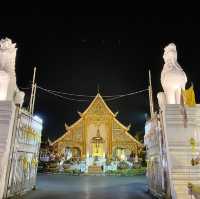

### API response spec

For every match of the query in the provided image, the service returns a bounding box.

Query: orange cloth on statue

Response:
[182,85,196,107]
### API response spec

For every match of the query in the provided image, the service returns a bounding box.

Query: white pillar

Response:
[0,101,16,199]
[0,71,10,101]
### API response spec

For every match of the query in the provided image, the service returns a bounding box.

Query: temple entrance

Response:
[87,129,105,174]
[91,129,105,158]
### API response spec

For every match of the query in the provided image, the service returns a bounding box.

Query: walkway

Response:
[23,174,154,199]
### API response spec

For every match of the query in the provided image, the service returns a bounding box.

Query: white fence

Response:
[3,108,42,198]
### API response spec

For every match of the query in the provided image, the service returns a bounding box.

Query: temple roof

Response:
[52,93,141,146]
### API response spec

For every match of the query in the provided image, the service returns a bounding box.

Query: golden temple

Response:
[52,93,142,163]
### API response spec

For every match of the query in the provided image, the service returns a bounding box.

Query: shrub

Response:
[48,161,59,168]
[37,161,48,173]
[63,168,80,175]
[73,169,81,175]
[64,159,72,164]
[117,161,130,170]
[48,167,59,173]
[105,167,146,176]
[64,169,73,174]
[46,160,59,172]
[106,159,112,166]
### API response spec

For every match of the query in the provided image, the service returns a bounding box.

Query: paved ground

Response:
[23,174,155,199]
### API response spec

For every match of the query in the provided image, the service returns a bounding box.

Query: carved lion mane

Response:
[0,38,17,74]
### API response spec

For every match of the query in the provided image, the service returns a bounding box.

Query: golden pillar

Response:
[108,118,113,160]
[82,117,87,159]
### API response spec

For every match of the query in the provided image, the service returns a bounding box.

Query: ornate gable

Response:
[87,98,108,115]
[82,94,115,117]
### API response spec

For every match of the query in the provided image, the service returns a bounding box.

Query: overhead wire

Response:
[37,86,90,102]
[38,87,125,98]
[19,87,32,90]
[105,88,149,101]
[36,85,149,103]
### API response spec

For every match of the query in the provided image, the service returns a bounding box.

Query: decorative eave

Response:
[113,118,142,146]
[65,123,70,131]
[69,117,83,129]
[127,123,131,131]
[52,118,83,145]
[77,111,83,117]
[124,131,143,146]
[114,112,119,117]
[113,117,141,146]
[113,117,129,131]
[51,132,68,145]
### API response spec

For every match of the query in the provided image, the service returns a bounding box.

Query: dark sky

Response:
[1,15,200,141]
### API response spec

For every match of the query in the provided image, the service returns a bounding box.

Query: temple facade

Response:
[51,93,142,172]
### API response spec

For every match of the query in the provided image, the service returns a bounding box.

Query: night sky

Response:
[1,16,200,141]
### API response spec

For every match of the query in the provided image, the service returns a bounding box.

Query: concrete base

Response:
[0,101,16,199]
[163,104,200,199]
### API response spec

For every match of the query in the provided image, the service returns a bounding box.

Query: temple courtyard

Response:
[23,174,154,199]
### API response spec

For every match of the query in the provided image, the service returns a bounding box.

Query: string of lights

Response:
[20,86,122,98]
[37,86,90,102]
[105,89,149,101]
[35,87,126,98]
[39,87,96,98]
[36,85,149,102]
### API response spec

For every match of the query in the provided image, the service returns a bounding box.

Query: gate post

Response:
[0,101,16,199]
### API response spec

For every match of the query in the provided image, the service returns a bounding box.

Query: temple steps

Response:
[87,165,103,174]
[171,173,200,180]
[172,182,200,199]
[170,162,200,197]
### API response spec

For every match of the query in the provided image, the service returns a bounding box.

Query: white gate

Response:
[3,108,42,198]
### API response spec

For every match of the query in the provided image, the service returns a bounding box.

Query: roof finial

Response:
[97,84,100,94]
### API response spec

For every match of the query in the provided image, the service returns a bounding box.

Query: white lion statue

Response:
[158,43,187,108]
[0,37,25,106]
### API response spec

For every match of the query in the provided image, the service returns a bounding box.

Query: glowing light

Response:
[33,115,43,124]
